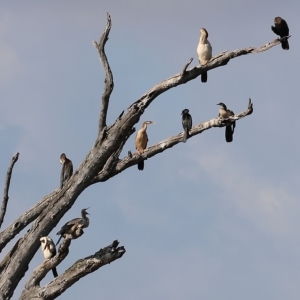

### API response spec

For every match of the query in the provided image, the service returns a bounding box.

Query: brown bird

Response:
[135,121,155,171]
[40,236,58,278]
[217,102,235,143]
[60,153,73,188]
[197,28,212,83]
[56,208,90,245]
[271,17,289,50]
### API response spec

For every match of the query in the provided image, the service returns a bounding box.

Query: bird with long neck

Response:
[135,121,155,171]
[217,102,235,143]
[271,16,289,50]
[197,28,212,83]
[56,208,90,245]
[181,109,192,143]
[40,236,58,278]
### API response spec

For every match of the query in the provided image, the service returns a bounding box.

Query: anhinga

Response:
[181,109,192,143]
[271,17,289,50]
[40,236,58,278]
[135,121,155,171]
[60,153,73,188]
[56,208,90,245]
[197,28,212,83]
[217,102,235,143]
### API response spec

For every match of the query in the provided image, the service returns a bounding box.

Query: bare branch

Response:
[93,12,114,138]
[20,240,125,300]
[0,153,19,228]
[126,37,288,114]
[0,190,57,252]
[92,99,253,182]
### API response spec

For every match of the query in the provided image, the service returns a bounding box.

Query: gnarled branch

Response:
[20,240,125,300]
[0,153,19,229]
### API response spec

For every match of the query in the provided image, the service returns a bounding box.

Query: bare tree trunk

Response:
[0,13,289,300]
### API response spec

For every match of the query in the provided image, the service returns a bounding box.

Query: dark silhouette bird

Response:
[271,17,289,50]
[135,121,155,171]
[181,109,192,143]
[56,208,90,245]
[217,102,235,143]
[40,236,58,278]
[197,28,212,83]
[60,153,73,188]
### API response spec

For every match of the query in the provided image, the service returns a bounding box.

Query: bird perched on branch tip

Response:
[217,102,235,143]
[271,16,289,50]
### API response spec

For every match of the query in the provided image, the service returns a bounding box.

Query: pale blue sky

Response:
[0,1,300,299]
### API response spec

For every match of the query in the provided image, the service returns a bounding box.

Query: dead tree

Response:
[0,13,289,300]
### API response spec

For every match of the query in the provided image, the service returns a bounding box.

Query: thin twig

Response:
[0,153,19,228]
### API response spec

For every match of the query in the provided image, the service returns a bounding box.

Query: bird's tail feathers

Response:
[201,71,207,83]
[225,125,233,143]
[52,267,58,278]
[138,160,144,171]
[281,39,289,50]
[183,130,188,143]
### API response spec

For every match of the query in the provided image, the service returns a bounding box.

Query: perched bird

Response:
[271,17,289,50]
[56,208,90,245]
[197,28,212,83]
[40,236,58,278]
[135,121,155,171]
[60,153,73,188]
[181,109,192,143]
[217,102,235,143]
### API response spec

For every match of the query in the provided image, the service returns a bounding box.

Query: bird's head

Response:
[40,236,49,250]
[217,102,227,109]
[60,153,66,164]
[200,28,208,38]
[144,121,155,126]
[82,208,90,216]
[181,109,189,115]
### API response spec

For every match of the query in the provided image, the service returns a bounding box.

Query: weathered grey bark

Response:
[0,12,289,300]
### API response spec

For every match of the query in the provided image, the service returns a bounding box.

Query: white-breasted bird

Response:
[197,28,212,83]
[40,236,58,278]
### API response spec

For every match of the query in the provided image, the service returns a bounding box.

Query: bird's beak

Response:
[44,240,49,250]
